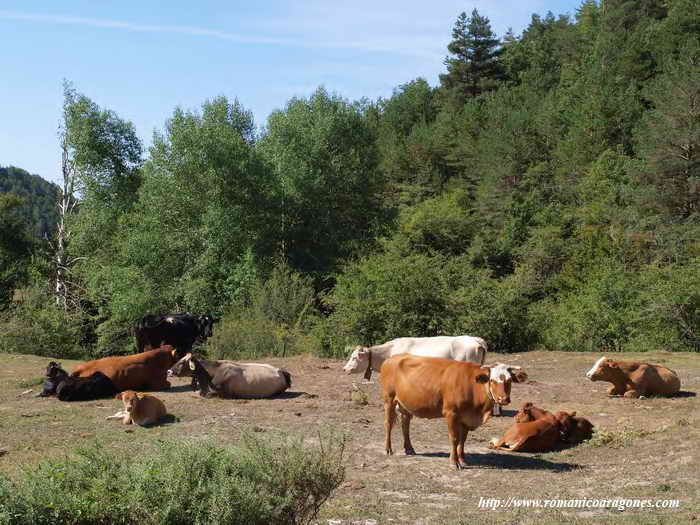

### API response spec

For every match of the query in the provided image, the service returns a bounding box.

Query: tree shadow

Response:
[412,451,582,472]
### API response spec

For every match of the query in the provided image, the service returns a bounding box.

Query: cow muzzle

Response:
[167,369,174,377]
[496,396,511,405]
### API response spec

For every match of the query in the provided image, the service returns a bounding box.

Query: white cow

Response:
[343,336,487,379]
[343,335,503,413]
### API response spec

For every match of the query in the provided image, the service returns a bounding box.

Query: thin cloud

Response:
[0,10,442,59]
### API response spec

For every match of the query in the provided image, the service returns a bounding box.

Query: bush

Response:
[207,262,323,359]
[0,432,345,525]
[0,286,87,359]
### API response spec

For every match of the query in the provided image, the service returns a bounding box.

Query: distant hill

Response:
[0,166,59,238]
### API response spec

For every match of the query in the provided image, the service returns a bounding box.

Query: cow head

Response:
[514,402,536,423]
[476,364,528,406]
[553,411,578,441]
[343,346,370,374]
[46,361,66,380]
[195,315,218,339]
[168,353,195,377]
[116,390,142,413]
[586,357,619,382]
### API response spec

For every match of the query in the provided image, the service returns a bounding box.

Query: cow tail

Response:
[281,370,292,389]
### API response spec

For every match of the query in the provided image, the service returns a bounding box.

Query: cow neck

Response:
[363,350,373,381]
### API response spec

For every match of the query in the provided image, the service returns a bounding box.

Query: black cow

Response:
[37,361,69,397]
[56,371,118,401]
[133,313,218,354]
[36,362,118,401]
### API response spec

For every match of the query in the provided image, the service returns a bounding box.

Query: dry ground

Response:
[0,350,698,524]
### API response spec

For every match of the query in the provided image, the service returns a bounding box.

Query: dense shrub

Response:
[207,262,323,359]
[0,433,345,525]
[0,286,87,359]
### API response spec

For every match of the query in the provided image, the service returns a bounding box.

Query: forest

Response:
[1,0,698,360]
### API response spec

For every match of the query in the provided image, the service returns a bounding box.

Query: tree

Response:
[258,87,385,276]
[0,194,32,308]
[634,45,700,220]
[55,82,143,311]
[439,9,503,102]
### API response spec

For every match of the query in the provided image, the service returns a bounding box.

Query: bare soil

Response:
[0,350,698,524]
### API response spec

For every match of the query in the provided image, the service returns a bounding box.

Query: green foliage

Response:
[207,262,322,360]
[259,87,384,276]
[440,9,503,102]
[0,285,86,359]
[0,166,59,238]
[0,194,33,309]
[0,433,346,525]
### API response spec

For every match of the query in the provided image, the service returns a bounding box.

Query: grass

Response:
[587,427,657,449]
[15,377,43,389]
[0,431,346,525]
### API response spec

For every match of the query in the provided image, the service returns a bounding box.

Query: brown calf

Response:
[514,402,594,445]
[380,354,527,469]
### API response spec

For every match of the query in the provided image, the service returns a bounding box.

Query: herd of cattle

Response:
[34,315,684,469]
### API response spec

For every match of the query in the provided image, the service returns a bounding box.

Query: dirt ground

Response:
[0,350,698,524]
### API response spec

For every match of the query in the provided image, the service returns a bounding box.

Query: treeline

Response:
[1,0,699,359]
[0,166,59,238]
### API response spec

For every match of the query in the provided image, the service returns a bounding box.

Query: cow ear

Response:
[171,349,178,358]
[510,368,528,383]
[115,393,123,400]
[475,373,490,384]
[570,411,577,417]
[607,361,618,368]
[188,359,196,371]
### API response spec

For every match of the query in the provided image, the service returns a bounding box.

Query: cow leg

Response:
[445,410,464,470]
[122,414,132,425]
[607,385,624,396]
[623,389,641,399]
[384,397,397,455]
[457,424,468,462]
[398,408,415,455]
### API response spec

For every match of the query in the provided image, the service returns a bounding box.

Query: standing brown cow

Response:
[380,355,527,469]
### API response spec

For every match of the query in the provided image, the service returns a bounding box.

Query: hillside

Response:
[0,165,59,238]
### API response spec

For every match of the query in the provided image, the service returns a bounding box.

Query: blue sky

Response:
[1,1,584,185]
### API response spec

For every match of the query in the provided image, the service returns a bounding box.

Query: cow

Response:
[133,313,218,353]
[585,356,681,398]
[379,354,527,469]
[168,353,292,399]
[488,411,576,453]
[71,346,180,392]
[56,372,118,402]
[343,336,488,381]
[515,403,594,445]
[37,361,68,397]
[107,391,167,426]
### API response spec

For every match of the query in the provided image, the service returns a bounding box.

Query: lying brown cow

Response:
[71,346,179,392]
[489,411,575,452]
[380,354,527,469]
[513,402,594,445]
[585,357,681,398]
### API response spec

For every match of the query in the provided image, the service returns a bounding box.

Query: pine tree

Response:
[439,9,503,102]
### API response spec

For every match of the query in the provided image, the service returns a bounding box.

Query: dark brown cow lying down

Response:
[515,402,594,445]
[71,346,179,392]
[586,357,681,398]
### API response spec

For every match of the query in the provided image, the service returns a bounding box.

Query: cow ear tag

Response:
[188,360,196,371]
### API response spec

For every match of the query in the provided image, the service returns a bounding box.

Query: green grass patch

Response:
[0,430,346,525]
[587,427,656,449]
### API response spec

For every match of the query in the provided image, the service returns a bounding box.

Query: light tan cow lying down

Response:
[168,354,292,398]
[107,390,167,426]
[585,357,681,398]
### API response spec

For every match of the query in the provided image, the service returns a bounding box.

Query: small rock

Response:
[344,480,365,490]
[252,426,266,433]
[125,429,134,433]
[0,449,8,457]
[294,412,302,417]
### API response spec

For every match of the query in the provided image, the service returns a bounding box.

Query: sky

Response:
[1,1,584,185]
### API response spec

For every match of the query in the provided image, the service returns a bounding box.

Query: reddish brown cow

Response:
[489,411,574,453]
[514,402,594,445]
[586,357,681,398]
[380,355,527,469]
[71,346,179,392]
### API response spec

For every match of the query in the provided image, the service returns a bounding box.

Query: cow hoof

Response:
[405,448,416,456]
[386,449,393,456]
